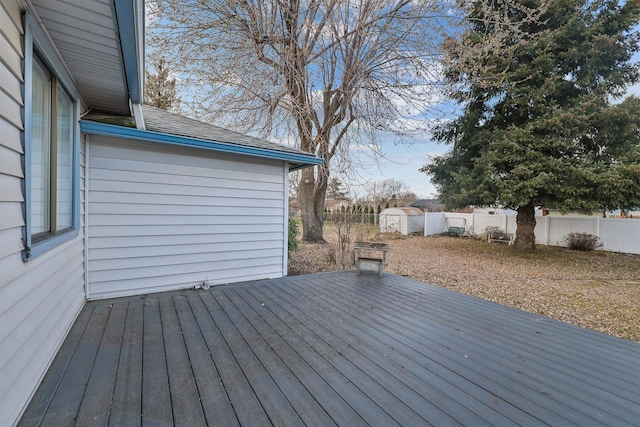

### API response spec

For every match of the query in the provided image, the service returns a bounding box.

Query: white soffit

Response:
[31,0,132,115]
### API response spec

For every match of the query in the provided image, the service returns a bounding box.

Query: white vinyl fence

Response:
[424,212,640,254]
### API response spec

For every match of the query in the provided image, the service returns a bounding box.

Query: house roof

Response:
[411,199,441,208]
[141,106,308,158]
[30,0,143,115]
[81,106,323,170]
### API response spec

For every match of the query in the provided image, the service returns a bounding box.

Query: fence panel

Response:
[599,218,640,254]
[471,214,509,234]
[424,212,445,235]
[546,217,597,246]
[424,212,639,254]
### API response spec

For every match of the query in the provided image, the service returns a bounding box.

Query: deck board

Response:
[141,298,173,426]
[19,271,640,426]
[109,299,144,427]
[256,280,526,425]
[17,305,95,427]
[173,296,238,427]
[40,305,110,426]
[75,302,127,426]
[159,295,208,427]
[318,273,638,422]
[220,290,366,426]
[217,290,338,427]
[287,275,618,424]
[187,293,271,426]
[200,292,306,427]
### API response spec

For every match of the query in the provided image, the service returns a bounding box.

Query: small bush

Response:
[288,218,300,257]
[562,232,603,252]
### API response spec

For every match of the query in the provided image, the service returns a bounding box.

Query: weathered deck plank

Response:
[39,305,111,426]
[141,298,172,426]
[75,302,127,426]
[19,271,640,426]
[17,305,95,427]
[287,275,620,424]
[216,290,338,427]
[109,299,144,427]
[200,292,306,427]
[159,295,207,427]
[255,280,528,425]
[173,295,238,427]
[186,293,271,426]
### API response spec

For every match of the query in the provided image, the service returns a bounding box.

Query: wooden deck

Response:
[19,271,639,426]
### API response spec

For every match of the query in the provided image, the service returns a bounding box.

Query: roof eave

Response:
[80,120,322,169]
[114,0,144,105]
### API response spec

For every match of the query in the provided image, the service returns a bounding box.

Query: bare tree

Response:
[148,0,453,241]
[147,0,547,241]
[363,178,415,209]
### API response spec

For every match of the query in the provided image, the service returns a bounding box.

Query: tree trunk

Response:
[514,201,536,250]
[299,166,328,242]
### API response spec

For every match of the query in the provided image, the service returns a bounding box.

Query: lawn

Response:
[289,227,640,342]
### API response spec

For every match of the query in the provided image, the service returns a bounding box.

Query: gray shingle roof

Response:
[141,105,306,157]
[81,105,321,170]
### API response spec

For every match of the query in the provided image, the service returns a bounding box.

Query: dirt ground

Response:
[289,228,640,343]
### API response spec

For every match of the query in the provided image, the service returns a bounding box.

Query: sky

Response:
[359,49,640,200]
[146,6,640,202]
[345,134,447,200]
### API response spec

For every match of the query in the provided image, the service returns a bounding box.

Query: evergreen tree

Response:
[422,0,640,249]
[145,57,180,111]
[326,177,350,201]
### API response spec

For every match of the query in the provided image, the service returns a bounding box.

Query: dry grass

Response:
[289,226,640,343]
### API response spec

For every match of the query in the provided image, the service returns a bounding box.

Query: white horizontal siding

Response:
[0,241,85,427]
[89,231,284,249]
[0,59,22,103]
[0,33,21,76]
[87,136,287,299]
[0,114,23,151]
[0,3,86,425]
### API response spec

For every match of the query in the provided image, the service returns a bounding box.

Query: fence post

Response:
[595,216,600,237]
[544,216,550,245]
[503,214,508,234]
[424,212,427,236]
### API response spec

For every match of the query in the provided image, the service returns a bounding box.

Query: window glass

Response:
[31,58,52,237]
[24,13,79,260]
[56,85,74,231]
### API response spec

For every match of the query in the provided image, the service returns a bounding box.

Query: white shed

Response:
[379,207,425,235]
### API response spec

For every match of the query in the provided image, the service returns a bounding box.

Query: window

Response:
[23,12,80,260]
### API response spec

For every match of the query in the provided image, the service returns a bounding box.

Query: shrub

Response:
[288,218,300,257]
[562,232,603,252]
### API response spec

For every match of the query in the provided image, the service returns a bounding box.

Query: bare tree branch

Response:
[147,0,544,240]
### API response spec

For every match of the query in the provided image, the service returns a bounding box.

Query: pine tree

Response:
[145,57,180,111]
[326,178,350,201]
[422,0,640,249]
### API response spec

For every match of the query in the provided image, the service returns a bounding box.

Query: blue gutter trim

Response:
[113,0,143,104]
[80,121,323,168]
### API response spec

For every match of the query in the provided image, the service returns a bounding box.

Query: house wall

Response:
[0,1,86,425]
[86,135,288,299]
